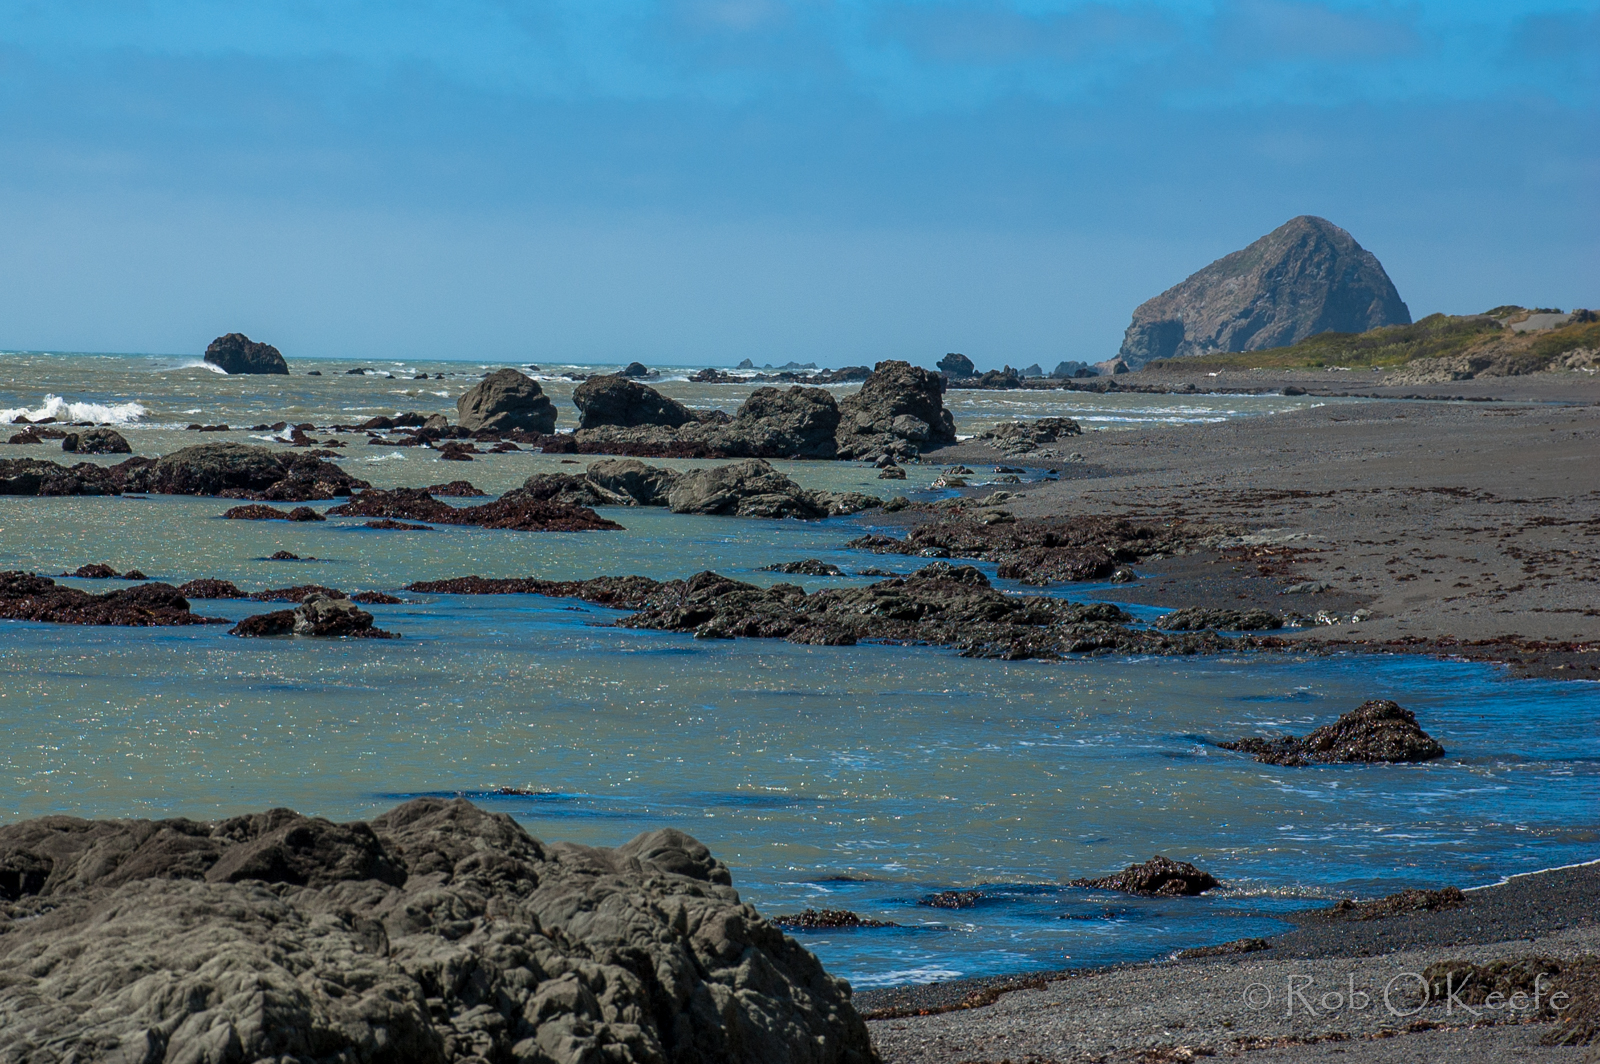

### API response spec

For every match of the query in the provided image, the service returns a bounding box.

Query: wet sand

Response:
[926,369,1600,677]
[863,370,1600,1060]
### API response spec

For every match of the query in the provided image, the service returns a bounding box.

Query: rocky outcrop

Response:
[203,332,290,374]
[0,457,126,495]
[1072,856,1220,897]
[722,386,840,458]
[666,460,879,519]
[574,376,697,430]
[834,361,957,459]
[1156,607,1282,631]
[0,572,223,627]
[1219,699,1445,766]
[517,459,880,520]
[456,369,558,434]
[937,353,975,377]
[222,504,325,521]
[230,593,398,638]
[974,417,1081,457]
[326,488,624,532]
[407,563,1258,661]
[1117,216,1411,367]
[0,798,874,1064]
[168,445,364,501]
[176,579,248,599]
[849,514,1228,585]
[60,429,131,455]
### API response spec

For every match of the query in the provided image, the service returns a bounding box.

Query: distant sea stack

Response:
[1117,216,1411,366]
[204,333,289,375]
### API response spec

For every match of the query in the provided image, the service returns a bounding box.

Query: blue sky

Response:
[0,1,1594,367]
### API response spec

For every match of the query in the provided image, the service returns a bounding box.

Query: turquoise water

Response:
[3,352,1597,988]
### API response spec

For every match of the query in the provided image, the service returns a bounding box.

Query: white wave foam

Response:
[160,358,228,374]
[0,395,148,425]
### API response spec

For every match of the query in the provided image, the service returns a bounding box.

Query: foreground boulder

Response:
[60,428,131,455]
[203,332,290,374]
[1220,699,1445,766]
[1071,855,1220,897]
[0,798,874,1064]
[0,572,223,627]
[456,369,559,434]
[834,360,957,459]
[574,375,698,430]
[1117,216,1411,366]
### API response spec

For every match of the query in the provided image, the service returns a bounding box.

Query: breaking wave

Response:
[1,395,148,425]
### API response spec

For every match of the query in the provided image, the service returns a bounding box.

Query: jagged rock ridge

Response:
[1117,216,1411,366]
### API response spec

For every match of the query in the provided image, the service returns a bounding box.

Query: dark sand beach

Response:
[862,368,1600,1060]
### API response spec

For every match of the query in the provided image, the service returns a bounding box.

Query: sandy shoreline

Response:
[924,367,1600,676]
[857,369,1600,1060]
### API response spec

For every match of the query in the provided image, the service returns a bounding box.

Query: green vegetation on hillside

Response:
[1145,308,1598,373]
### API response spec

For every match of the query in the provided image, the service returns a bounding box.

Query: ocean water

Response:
[3,352,1598,988]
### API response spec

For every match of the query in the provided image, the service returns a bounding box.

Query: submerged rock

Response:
[204,332,290,374]
[850,513,1228,585]
[0,798,873,1064]
[230,593,397,638]
[222,503,326,521]
[176,578,248,599]
[60,428,131,454]
[327,488,623,532]
[408,563,1249,661]
[1071,855,1221,897]
[516,458,879,520]
[0,572,222,627]
[456,369,558,434]
[761,559,845,576]
[1219,699,1445,766]
[771,909,895,930]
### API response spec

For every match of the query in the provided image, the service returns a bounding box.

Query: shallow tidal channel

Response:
[3,495,1599,987]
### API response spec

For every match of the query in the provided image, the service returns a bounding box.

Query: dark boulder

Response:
[222,503,324,521]
[761,559,845,576]
[293,593,396,637]
[1156,607,1282,631]
[327,487,624,532]
[937,352,976,377]
[1117,216,1412,366]
[771,909,894,930]
[0,572,222,627]
[1072,855,1220,897]
[203,333,289,375]
[619,361,654,378]
[176,579,247,599]
[665,459,880,519]
[116,443,368,501]
[724,386,840,458]
[574,376,697,430]
[835,360,958,459]
[65,563,120,578]
[455,368,558,434]
[0,799,874,1064]
[1220,699,1445,766]
[61,429,131,454]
